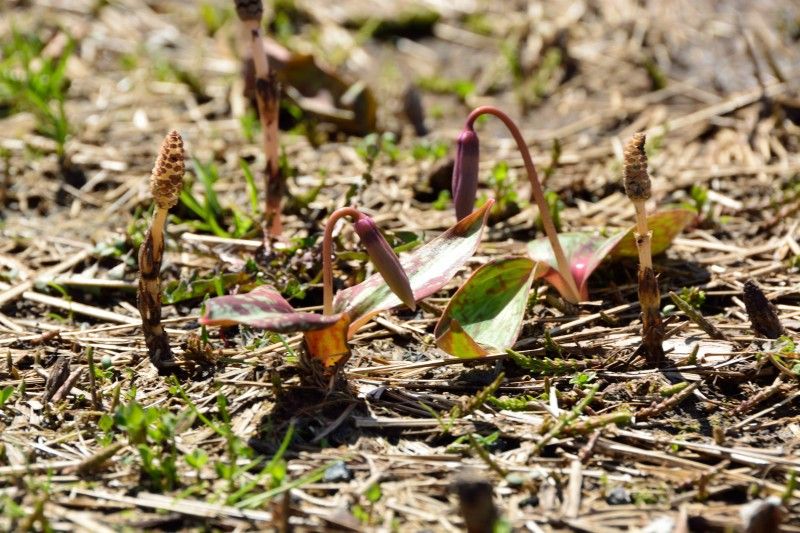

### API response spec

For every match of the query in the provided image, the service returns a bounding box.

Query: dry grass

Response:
[1,0,800,530]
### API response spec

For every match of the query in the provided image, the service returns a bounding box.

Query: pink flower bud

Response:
[354,216,416,311]
[452,128,480,221]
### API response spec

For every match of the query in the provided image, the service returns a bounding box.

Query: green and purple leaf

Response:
[199,285,342,332]
[335,199,494,337]
[609,208,696,259]
[526,209,696,300]
[435,257,536,358]
[527,231,626,301]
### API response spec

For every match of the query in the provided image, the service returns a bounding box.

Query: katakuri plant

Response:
[437,108,693,358]
[200,201,494,386]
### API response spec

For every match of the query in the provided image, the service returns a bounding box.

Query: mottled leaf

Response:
[527,231,626,301]
[199,285,341,332]
[435,257,536,358]
[303,314,351,368]
[526,209,695,300]
[609,208,696,259]
[335,199,494,337]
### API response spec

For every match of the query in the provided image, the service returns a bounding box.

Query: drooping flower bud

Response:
[150,130,184,210]
[354,216,416,311]
[452,127,480,221]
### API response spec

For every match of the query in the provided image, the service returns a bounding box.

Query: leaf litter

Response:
[1,0,800,531]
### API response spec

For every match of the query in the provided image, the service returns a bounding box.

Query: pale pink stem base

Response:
[466,106,581,303]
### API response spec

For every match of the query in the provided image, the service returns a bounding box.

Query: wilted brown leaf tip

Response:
[150,130,184,210]
[623,132,651,201]
[234,0,263,22]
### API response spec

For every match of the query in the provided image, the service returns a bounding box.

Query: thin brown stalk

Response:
[623,132,664,366]
[236,0,283,238]
[733,376,786,415]
[86,346,100,410]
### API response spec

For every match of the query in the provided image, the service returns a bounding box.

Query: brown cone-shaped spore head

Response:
[623,132,651,202]
[150,130,185,210]
[234,0,263,22]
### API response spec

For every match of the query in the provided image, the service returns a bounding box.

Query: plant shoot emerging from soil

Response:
[200,202,493,376]
[322,207,415,315]
[234,0,283,238]
[137,130,185,372]
[453,106,581,303]
[623,132,664,366]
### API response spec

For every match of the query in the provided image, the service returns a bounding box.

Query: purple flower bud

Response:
[452,127,480,221]
[354,216,416,311]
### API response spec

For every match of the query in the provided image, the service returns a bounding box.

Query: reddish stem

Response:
[244,20,282,238]
[322,207,364,315]
[466,106,581,303]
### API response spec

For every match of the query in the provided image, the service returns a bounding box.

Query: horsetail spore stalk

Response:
[137,130,184,372]
[234,0,283,238]
[453,106,581,303]
[322,207,415,315]
[623,132,664,366]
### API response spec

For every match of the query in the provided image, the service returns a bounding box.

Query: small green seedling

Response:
[0,30,73,160]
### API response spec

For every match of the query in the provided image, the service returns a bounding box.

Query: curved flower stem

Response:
[466,106,581,303]
[323,207,415,315]
[323,207,363,315]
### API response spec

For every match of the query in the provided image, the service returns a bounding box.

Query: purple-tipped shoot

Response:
[453,106,581,303]
[323,207,415,315]
[452,128,480,221]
